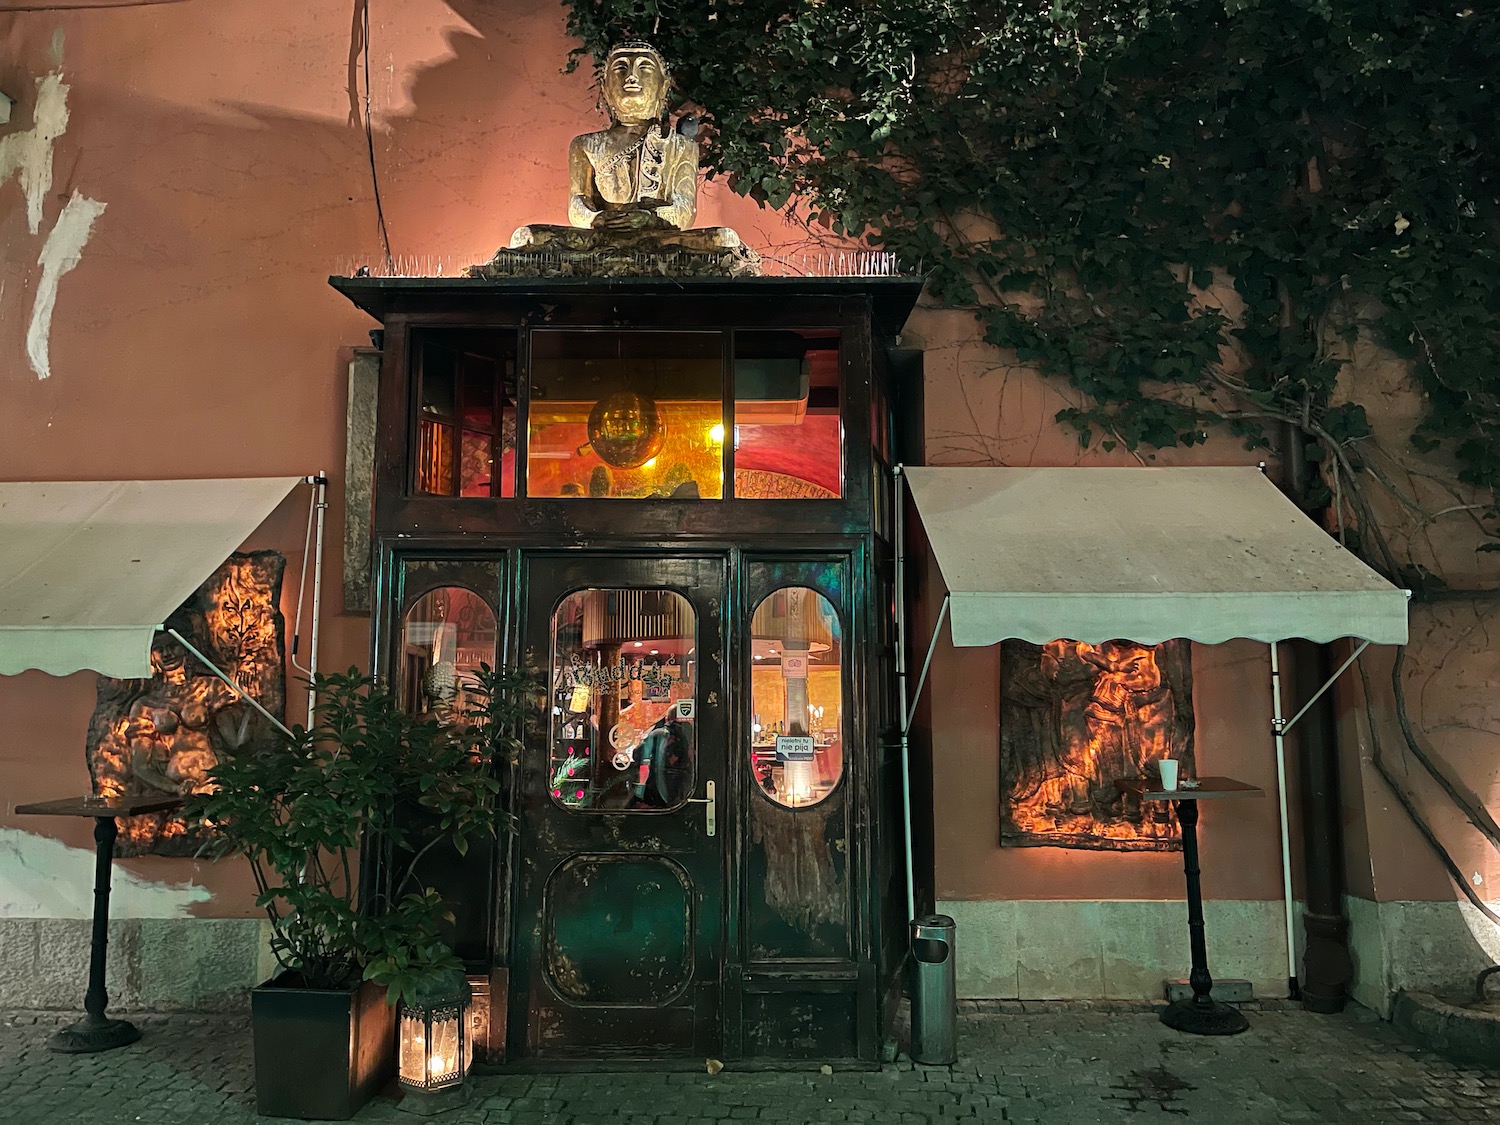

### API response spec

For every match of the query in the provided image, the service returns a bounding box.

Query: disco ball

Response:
[587,392,665,468]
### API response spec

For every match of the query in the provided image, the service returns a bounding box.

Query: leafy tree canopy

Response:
[565,0,1500,546]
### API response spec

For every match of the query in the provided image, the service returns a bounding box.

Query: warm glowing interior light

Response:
[642,457,658,470]
[709,423,725,443]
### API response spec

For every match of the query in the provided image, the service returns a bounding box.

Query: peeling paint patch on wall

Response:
[0,70,70,235]
[0,828,212,919]
[0,65,105,381]
[27,190,106,380]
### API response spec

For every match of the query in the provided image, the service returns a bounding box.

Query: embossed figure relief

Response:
[86,551,286,856]
[1000,638,1195,851]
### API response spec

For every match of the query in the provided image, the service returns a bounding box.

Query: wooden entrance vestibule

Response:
[335,275,923,1066]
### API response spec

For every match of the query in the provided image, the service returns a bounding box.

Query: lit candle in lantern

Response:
[397,970,472,1099]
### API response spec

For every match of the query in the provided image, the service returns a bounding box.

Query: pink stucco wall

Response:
[0,2,1473,931]
[0,1,816,918]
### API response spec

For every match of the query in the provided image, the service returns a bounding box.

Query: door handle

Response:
[685,780,716,837]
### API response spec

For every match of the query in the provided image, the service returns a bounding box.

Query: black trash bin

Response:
[909,914,957,1065]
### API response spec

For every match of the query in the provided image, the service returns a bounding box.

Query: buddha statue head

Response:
[603,40,670,126]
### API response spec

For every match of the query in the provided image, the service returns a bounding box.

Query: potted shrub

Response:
[192,665,525,1121]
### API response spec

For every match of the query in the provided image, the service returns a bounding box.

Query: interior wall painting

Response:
[86,551,287,857]
[1000,638,1195,851]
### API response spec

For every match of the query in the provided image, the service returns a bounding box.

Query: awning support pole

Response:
[910,597,950,737]
[1279,640,1369,737]
[305,472,328,728]
[1269,641,1299,999]
[165,627,295,740]
[894,465,916,925]
[290,474,329,727]
[895,460,954,928]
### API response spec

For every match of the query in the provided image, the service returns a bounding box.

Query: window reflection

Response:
[734,330,842,499]
[550,589,696,811]
[400,587,498,721]
[415,334,517,498]
[750,587,843,807]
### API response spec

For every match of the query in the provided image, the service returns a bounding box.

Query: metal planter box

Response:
[251,975,395,1120]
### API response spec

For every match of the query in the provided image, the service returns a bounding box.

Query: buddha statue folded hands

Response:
[480,41,760,278]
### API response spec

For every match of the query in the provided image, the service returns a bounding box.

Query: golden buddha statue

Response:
[485,40,759,277]
[567,41,697,233]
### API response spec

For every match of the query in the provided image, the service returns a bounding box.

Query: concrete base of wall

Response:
[937,899,1294,1000]
[1347,895,1500,1018]
[0,918,275,1011]
[15,896,1487,1013]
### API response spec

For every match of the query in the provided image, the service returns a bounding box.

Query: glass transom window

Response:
[527,331,724,499]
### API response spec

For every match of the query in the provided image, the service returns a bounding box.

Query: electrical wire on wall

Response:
[352,0,395,273]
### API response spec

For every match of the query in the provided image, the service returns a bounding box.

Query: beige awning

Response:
[0,477,302,678]
[905,466,1409,647]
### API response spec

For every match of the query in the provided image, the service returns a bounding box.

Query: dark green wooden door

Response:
[510,553,726,1060]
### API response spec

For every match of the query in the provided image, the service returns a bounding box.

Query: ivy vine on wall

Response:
[563,0,1500,919]
[566,0,1498,540]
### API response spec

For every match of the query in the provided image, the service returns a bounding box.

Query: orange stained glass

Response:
[417,419,454,496]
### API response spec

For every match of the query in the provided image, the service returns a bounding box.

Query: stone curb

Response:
[1393,989,1500,1067]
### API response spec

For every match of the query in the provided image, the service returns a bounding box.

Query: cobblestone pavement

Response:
[3,1001,1499,1124]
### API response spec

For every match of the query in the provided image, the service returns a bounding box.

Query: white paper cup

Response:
[1158,759,1179,791]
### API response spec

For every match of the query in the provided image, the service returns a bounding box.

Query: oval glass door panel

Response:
[543,855,693,1005]
[400,587,497,718]
[549,589,696,811]
[750,587,843,807]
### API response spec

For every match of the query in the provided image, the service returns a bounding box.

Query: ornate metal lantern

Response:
[397,971,473,1097]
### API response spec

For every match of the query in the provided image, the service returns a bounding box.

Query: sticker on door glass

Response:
[549,588,696,811]
[775,735,816,762]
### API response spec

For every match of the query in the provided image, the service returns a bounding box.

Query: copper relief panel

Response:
[1000,639,1194,851]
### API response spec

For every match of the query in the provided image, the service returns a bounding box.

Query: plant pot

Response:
[251,974,396,1120]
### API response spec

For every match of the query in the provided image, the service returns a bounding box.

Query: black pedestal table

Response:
[1114,775,1264,1036]
[15,794,185,1053]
